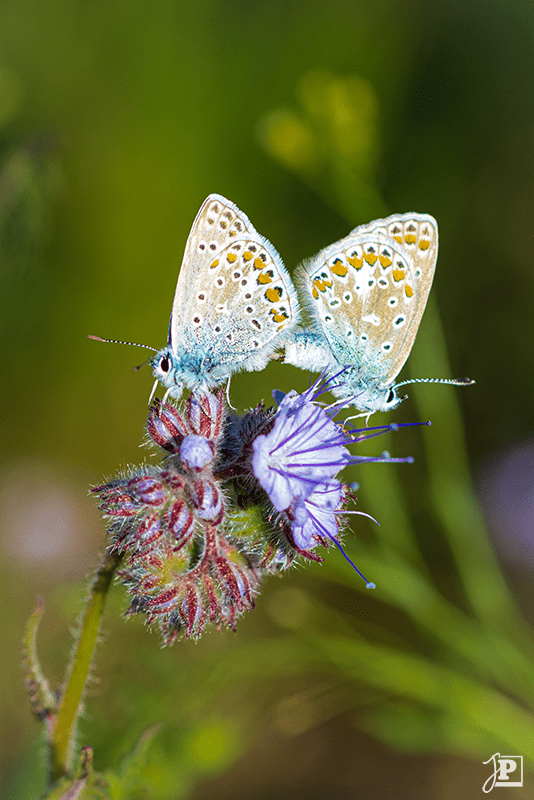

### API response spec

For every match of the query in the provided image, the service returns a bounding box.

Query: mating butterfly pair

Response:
[91,194,468,414]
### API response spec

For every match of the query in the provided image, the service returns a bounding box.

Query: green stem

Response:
[48,548,122,785]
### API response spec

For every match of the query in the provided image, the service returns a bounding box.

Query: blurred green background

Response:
[2,1,534,798]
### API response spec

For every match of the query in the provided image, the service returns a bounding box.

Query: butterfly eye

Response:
[160,356,170,373]
[386,389,397,405]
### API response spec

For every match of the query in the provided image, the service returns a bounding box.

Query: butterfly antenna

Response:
[87,335,158,353]
[132,358,151,373]
[395,376,475,389]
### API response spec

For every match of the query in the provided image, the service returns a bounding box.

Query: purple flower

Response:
[291,480,342,549]
[248,377,415,585]
[251,387,350,512]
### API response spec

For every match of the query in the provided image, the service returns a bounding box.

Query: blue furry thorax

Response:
[151,345,220,398]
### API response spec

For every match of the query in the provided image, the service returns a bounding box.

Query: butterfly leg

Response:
[147,379,159,407]
[225,377,236,410]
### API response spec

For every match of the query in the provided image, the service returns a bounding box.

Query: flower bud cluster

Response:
[94,378,410,641]
[94,392,262,642]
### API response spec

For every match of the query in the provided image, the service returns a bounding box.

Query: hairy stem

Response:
[48,548,122,785]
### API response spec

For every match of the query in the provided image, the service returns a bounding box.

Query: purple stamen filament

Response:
[311,513,375,588]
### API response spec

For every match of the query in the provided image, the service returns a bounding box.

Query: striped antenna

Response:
[87,335,158,353]
[395,376,475,389]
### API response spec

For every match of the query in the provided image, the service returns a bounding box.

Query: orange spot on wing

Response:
[379,254,392,268]
[210,259,219,269]
[258,271,273,284]
[404,234,416,244]
[347,254,363,269]
[243,251,253,261]
[227,253,237,263]
[419,240,430,251]
[392,268,405,282]
[313,278,332,292]
[270,309,288,323]
[364,251,378,265]
[265,287,283,303]
[393,235,403,244]
[405,285,414,298]
[330,261,348,277]
[253,257,264,270]
[312,286,319,299]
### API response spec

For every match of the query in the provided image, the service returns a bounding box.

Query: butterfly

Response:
[91,195,300,400]
[284,212,470,414]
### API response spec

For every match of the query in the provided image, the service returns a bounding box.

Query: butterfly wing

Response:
[298,213,438,387]
[168,194,299,381]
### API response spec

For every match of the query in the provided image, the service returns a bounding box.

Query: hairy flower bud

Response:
[186,391,224,440]
[190,479,223,522]
[147,402,189,452]
[164,499,195,550]
[120,528,261,642]
[180,434,214,471]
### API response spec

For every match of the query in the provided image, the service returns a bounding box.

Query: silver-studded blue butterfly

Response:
[150,194,300,399]
[90,195,299,400]
[284,212,470,414]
